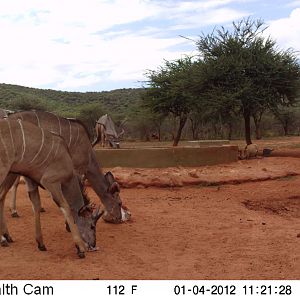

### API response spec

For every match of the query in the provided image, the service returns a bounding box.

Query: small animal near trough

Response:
[94,145,238,168]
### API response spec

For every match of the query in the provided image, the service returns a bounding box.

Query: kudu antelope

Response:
[0,119,102,257]
[0,109,20,217]
[7,110,130,223]
[92,114,125,149]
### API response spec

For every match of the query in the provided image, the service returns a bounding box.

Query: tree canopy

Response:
[144,18,300,145]
[144,56,204,145]
[195,18,300,144]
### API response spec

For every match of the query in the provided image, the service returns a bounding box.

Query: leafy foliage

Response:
[143,56,202,145]
[196,18,300,144]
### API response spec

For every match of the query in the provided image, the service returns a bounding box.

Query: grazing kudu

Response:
[7,110,130,223]
[0,119,102,257]
[0,109,21,216]
[92,114,125,149]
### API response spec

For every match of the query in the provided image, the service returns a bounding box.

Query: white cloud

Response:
[266,8,300,52]
[169,7,248,30]
[287,0,300,7]
[0,0,264,91]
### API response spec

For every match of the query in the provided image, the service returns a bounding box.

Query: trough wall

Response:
[94,145,238,168]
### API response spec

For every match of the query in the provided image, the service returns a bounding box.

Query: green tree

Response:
[271,105,298,136]
[144,56,199,146]
[196,18,300,144]
[8,95,51,111]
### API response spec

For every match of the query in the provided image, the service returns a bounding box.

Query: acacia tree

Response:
[196,18,300,145]
[271,105,298,136]
[144,56,199,146]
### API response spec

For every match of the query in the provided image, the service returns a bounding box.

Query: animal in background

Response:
[92,114,125,149]
[238,144,259,159]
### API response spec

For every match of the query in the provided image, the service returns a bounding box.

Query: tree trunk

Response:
[173,115,187,146]
[191,126,199,141]
[253,115,262,140]
[227,122,232,140]
[255,126,262,140]
[244,111,252,145]
[283,122,289,136]
[190,119,199,140]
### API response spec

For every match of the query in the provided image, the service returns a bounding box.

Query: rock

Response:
[188,170,199,178]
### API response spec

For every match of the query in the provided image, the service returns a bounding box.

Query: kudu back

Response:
[7,110,130,223]
[0,119,102,258]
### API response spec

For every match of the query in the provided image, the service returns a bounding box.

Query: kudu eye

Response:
[91,224,95,230]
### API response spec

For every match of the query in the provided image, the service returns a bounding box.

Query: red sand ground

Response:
[1,156,300,280]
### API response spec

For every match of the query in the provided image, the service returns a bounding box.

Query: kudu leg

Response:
[41,180,87,258]
[9,175,20,218]
[27,188,47,251]
[0,199,9,247]
[24,177,46,214]
[0,173,19,246]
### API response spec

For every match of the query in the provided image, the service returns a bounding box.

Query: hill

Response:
[0,83,144,118]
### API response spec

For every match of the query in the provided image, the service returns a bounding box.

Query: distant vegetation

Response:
[1,18,300,145]
[144,18,300,145]
[1,81,300,144]
[0,83,144,137]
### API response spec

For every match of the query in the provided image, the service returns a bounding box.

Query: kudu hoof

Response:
[40,207,46,213]
[3,233,13,243]
[38,244,47,251]
[11,212,20,218]
[76,245,86,258]
[0,239,9,247]
[77,251,85,259]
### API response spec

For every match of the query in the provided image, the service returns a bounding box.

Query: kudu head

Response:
[102,171,131,223]
[76,204,103,251]
[76,181,103,251]
[109,129,124,149]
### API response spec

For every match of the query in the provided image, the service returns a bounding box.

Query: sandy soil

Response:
[1,156,300,280]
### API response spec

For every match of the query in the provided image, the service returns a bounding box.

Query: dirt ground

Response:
[1,156,300,280]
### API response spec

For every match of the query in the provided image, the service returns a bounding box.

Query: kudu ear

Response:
[78,205,92,217]
[104,171,115,185]
[105,172,120,194]
[109,182,120,194]
[93,207,104,223]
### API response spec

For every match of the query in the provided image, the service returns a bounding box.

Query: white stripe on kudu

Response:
[34,111,41,127]
[56,114,62,135]
[68,119,72,147]
[29,128,45,164]
[74,124,80,147]
[17,119,26,162]
[52,140,61,161]
[6,119,15,155]
[38,136,55,167]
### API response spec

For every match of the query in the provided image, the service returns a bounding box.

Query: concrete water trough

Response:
[187,140,230,146]
[95,144,239,168]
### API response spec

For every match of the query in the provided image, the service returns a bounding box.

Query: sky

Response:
[0,0,300,92]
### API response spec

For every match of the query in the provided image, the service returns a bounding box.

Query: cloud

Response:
[287,0,300,7]
[169,7,248,30]
[266,8,300,52]
[0,0,269,91]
